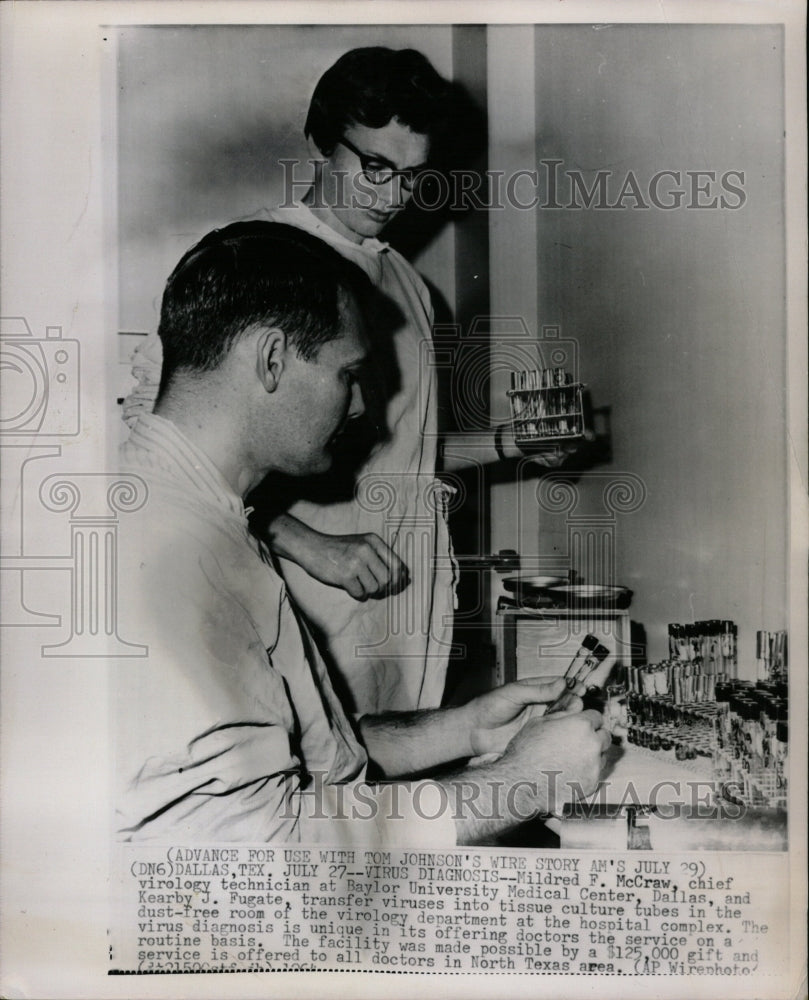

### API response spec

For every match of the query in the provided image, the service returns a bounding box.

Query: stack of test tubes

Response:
[624,690,720,761]
[626,660,719,705]
[622,620,787,808]
[624,621,738,706]
[507,367,585,443]
[667,620,738,679]
[755,630,787,683]
[712,649,788,809]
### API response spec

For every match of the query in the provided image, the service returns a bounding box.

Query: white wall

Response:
[487,28,551,571]
[489,24,787,668]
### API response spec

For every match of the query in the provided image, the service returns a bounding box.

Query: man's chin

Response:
[312,450,335,475]
[285,450,332,478]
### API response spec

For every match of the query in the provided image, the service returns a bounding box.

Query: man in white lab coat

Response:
[116,221,610,844]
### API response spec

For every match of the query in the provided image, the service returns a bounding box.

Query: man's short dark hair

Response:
[157,221,369,394]
[304,47,452,157]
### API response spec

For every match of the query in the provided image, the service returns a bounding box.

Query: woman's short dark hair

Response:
[157,221,370,394]
[304,47,452,156]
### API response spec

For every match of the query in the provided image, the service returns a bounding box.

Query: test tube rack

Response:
[623,676,788,811]
[712,748,787,810]
[507,369,586,444]
[625,692,719,761]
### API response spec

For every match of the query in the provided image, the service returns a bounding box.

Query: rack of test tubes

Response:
[711,631,788,808]
[507,367,585,443]
[624,691,721,761]
[712,676,788,809]
[621,620,739,758]
[619,622,788,808]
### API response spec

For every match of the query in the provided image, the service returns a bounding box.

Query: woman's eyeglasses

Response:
[336,136,426,191]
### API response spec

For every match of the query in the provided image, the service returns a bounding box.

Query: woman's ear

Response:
[256,327,286,392]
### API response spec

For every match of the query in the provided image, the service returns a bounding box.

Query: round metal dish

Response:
[502,575,566,595]
[543,584,632,608]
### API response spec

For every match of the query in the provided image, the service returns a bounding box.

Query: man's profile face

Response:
[316,118,430,244]
[277,295,368,476]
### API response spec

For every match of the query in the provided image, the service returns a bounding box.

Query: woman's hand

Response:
[268,514,409,600]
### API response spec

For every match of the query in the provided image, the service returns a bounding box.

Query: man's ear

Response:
[256,327,287,392]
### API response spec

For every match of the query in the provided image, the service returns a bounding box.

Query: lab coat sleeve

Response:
[115,528,309,842]
[115,518,456,846]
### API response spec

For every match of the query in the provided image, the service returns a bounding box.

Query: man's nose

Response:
[348,379,365,420]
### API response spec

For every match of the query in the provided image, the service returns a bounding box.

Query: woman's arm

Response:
[266,512,409,600]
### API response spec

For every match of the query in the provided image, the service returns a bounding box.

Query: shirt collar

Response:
[127,412,247,520]
[280,201,390,255]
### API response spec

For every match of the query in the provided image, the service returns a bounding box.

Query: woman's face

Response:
[313,119,430,244]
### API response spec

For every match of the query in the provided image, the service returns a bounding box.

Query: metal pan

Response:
[543,584,632,608]
[502,575,566,596]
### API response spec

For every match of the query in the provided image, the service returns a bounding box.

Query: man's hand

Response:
[500,710,611,815]
[267,514,409,600]
[447,702,611,842]
[463,676,574,757]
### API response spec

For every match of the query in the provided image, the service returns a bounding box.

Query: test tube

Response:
[545,637,609,715]
[756,631,770,681]
[708,620,721,674]
[719,621,735,677]
[772,630,787,681]
[641,668,657,698]
[653,666,669,696]
[774,720,788,792]
[668,624,682,660]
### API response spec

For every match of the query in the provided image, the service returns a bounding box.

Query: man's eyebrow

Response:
[342,353,369,369]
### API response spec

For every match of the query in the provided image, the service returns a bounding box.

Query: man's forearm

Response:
[366,711,610,845]
[434,755,552,845]
[359,706,475,778]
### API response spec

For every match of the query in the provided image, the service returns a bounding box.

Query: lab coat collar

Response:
[270,201,391,256]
